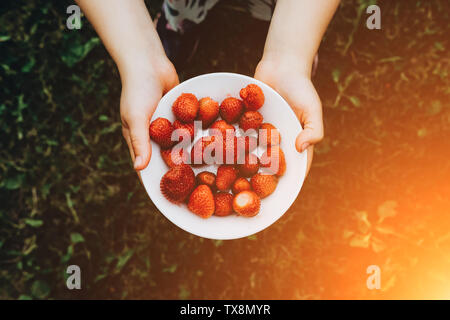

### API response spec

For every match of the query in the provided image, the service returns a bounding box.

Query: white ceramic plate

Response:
[141,72,307,240]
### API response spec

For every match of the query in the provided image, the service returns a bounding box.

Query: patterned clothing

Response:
[163,0,277,32]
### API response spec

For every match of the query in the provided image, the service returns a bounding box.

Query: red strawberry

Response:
[237,153,260,177]
[232,177,252,194]
[188,185,215,218]
[172,93,199,123]
[190,136,216,165]
[149,117,174,149]
[214,192,234,217]
[160,147,189,168]
[173,120,196,142]
[160,164,195,203]
[250,173,278,198]
[196,171,216,191]
[259,123,281,147]
[260,146,286,177]
[209,120,235,137]
[232,191,261,217]
[198,97,219,128]
[240,84,265,111]
[239,111,263,132]
[215,165,238,191]
[219,97,244,124]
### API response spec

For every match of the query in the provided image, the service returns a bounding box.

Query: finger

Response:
[122,127,136,162]
[279,83,323,154]
[305,144,314,177]
[162,65,180,94]
[294,133,314,178]
[164,74,179,94]
[295,111,324,153]
[123,127,143,183]
[127,116,152,171]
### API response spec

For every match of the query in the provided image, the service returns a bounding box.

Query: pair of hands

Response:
[121,56,323,176]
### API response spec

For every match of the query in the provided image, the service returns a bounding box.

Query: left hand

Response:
[254,56,324,176]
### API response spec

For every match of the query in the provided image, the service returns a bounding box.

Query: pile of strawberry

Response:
[149,83,286,218]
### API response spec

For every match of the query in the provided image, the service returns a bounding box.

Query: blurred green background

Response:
[1,0,449,299]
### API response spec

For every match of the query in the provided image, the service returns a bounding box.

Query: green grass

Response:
[0,0,449,299]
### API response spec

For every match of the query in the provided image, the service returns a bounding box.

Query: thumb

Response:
[128,118,152,171]
[295,119,324,153]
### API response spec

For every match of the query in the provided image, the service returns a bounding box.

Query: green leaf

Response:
[375,225,395,235]
[24,219,43,228]
[358,0,377,6]
[18,94,28,110]
[213,240,223,247]
[41,184,51,199]
[377,200,397,223]
[70,233,85,244]
[45,139,58,146]
[61,36,100,67]
[163,264,177,273]
[179,286,190,300]
[428,100,442,115]
[434,42,444,51]
[349,96,361,107]
[349,233,371,248]
[417,128,427,138]
[31,280,50,299]
[344,73,355,86]
[100,122,121,135]
[21,57,36,73]
[94,274,107,283]
[18,295,32,300]
[371,236,385,253]
[0,35,11,42]
[98,115,108,122]
[3,174,25,190]
[332,68,341,83]
[343,230,355,239]
[356,211,371,234]
[61,245,73,263]
[115,249,134,271]
[379,56,402,63]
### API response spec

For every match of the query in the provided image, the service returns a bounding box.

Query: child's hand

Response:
[254,57,324,175]
[120,59,179,171]
[75,0,179,170]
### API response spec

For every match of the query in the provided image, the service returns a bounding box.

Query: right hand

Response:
[255,56,324,177]
[120,58,179,171]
